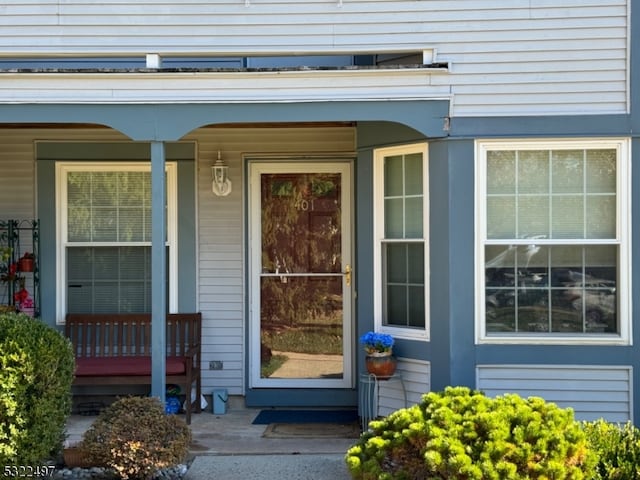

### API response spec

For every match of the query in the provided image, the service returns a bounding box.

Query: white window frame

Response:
[55,162,178,324]
[475,138,631,345]
[373,143,430,341]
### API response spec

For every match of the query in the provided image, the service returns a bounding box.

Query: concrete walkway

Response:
[185,453,352,480]
[65,398,359,480]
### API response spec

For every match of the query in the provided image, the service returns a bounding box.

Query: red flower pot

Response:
[365,353,397,378]
[18,258,34,272]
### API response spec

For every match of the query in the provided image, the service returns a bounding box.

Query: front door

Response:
[249,160,353,390]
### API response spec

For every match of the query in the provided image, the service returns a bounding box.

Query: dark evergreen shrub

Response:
[346,386,596,479]
[0,312,75,464]
[80,396,191,480]
[583,419,640,480]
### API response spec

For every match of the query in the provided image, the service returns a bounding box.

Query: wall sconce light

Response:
[211,150,232,196]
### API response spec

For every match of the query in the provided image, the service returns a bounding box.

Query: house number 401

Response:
[295,199,315,211]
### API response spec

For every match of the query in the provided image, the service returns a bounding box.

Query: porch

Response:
[67,399,356,456]
[65,396,356,478]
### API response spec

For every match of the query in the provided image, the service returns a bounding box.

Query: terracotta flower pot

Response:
[18,258,34,272]
[63,447,93,469]
[365,352,397,378]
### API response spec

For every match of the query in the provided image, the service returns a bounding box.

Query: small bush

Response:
[346,386,596,480]
[583,419,640,479]
[0,312,75,465]
[80,396,191,480]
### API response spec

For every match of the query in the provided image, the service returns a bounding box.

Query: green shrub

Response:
[583,419,640,479]
[80,396,191,480]
[346,386,596,480]
[0,312,75,464]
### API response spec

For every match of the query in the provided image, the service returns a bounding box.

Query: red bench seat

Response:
[74,356,187,377]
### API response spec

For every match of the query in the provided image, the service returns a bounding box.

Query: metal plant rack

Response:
[0,220,40,316]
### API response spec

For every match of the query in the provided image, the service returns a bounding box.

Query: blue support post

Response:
[150,141,167,404]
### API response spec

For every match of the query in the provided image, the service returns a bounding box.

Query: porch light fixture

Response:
[211,150,232,196]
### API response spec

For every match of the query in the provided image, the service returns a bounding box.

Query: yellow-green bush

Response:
[583,419,640,479]
[0,312,75,464]
[80,396,191,480]
[346,386,596,480]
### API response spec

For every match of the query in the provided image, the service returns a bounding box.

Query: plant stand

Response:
[0,220,39,316]
[359,373,406,431]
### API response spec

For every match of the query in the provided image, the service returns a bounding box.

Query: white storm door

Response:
[249,161,353,389]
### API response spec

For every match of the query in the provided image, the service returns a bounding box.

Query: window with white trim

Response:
[476,139,630,343]
[374,144,429,339]
[56,163,177,322]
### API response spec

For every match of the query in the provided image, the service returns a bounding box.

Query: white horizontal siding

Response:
[0,0,628,116]
[189,125,356,396]
[377,358,430,417]
[0,138,35,220]
[0,128,129,219]
[477,364,633,423]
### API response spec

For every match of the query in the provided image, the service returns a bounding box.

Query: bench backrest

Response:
[65,313,201,358]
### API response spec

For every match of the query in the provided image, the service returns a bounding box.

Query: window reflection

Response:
[260,277,343,379]
[485,245,617,334]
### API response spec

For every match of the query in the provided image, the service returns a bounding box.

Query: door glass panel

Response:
[260,277,343,379]
[259,172,344,380]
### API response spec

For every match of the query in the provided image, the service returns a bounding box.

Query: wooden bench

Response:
[65,313,202,424]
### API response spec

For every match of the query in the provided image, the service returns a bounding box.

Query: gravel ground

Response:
[49,462,191,479]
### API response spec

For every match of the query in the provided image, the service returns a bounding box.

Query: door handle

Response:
[344,264,352,286]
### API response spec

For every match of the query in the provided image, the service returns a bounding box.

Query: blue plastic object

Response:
[165,396,181,415]
[213,389,228,414]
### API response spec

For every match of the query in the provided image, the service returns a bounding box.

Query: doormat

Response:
[252,409,358,425]
[262,422,361,439]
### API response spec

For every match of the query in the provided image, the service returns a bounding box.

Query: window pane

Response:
[552,150,583,194]
[386,243,406,283]
[518,151,548,194]
[486,288,516,332]
[485,244,517,333]
[518,196,549,238]
[408,285,425,327]
[586,150,616,193]
[405,153,423,195]
[487,197,516,239]
[384,198,403,238]
[485,245,516,287]
[487,151,515,194]
[119,207,145,242]
[405,197,423,238]
[585,246,617,281]
[586,196,616,238]
[119,171,146,205]
[384,155,403,197]
[67,206,92,242]
[550,246,582,287]
[407,244,425,284]
[93,172,117,207]
[386,285,408,326]
[552,196,583,238]
[92,207,118,241]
